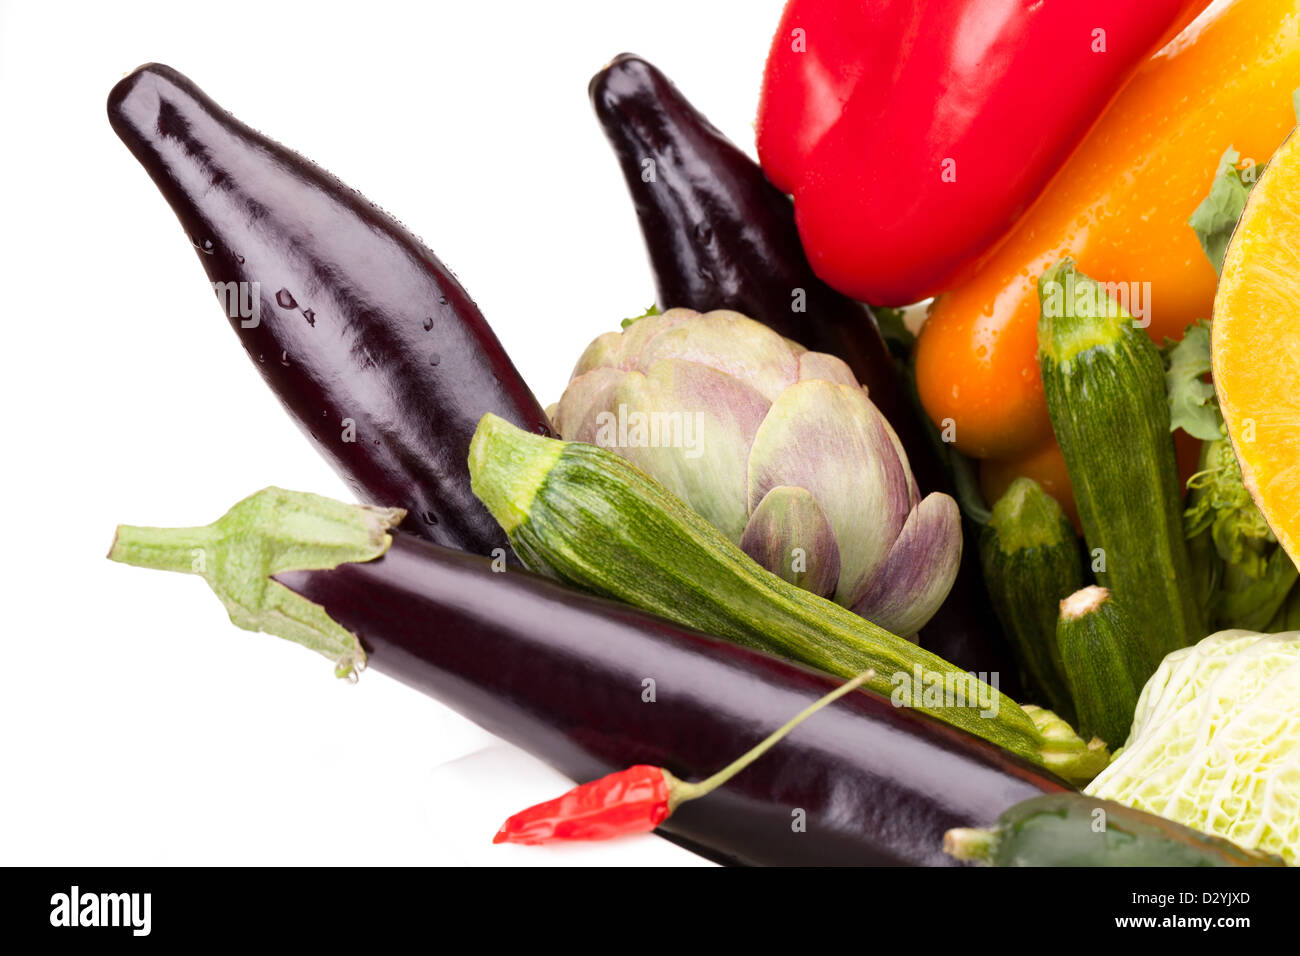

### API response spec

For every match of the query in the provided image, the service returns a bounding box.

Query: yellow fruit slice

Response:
[1213,128,1300,569]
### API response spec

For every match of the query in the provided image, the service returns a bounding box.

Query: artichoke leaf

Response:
[850,492,962,638]
[614,359,769,543]
[740,485,841,599]
[748,380,912,607]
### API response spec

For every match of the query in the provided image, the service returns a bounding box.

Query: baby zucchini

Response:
[1056,585,1152,748]
[1037,259,1205,665]
[980,478,1083,719]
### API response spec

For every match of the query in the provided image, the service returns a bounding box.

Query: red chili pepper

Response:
[493,669,874,846]
[493,765,675,844]
[755,0,1209,306]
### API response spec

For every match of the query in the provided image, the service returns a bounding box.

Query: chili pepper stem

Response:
[666,668,875,810]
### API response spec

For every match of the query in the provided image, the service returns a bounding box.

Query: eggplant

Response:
[588,53,1019,686]
[588,53,910,468]
[110,488,1067,866]
[107,63,552,559]
[277,537,1066,866]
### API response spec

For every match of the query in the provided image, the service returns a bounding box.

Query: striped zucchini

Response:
[980,477,1083,720]
[469,413,1108,783]
[1037,259,1205,662]
[1056,585,1151,748]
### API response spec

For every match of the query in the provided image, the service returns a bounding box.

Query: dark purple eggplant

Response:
[277,534,1067,866]
[107,63,551,558]
[588,53,1019,686]
[589,54,909,460]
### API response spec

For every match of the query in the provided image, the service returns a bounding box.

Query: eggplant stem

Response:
[107,487,404,678]
[667,669,874,810]
[109,524,213,574]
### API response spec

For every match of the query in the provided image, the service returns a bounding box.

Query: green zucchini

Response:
[469,413,1108,784]
[1037,259,1205,662]
[1056,585,1151,747]
[943,793,1286,867]
[979,478,1083,720]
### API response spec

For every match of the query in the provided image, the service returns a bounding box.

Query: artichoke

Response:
[551,308,961,636]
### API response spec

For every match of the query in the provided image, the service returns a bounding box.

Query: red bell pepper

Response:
[756,0,1209,306]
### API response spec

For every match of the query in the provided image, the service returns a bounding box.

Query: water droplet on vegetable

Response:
[429,352,441,366]
[234,253,246,264]
[280,350,290,366]
[695,222,713,244]
[303,309,316,327]
[423,511,439,525]
[438,295,448,306]
[276,288,297,309]
[423,316,434,331]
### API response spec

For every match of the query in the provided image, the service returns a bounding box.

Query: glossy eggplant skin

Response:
[588,53,1018,685]
[277,535,1067,867]
[590,53,910,470]
[107,64,552,558]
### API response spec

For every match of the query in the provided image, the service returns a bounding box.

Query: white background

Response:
[0,0,784,865]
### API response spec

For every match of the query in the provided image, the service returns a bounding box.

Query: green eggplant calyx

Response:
[107,487,403,678]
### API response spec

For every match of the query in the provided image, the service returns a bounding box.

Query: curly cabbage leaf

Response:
[1084,630,1300,864]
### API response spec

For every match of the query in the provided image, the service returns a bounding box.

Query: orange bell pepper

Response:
[916,0,1300,464]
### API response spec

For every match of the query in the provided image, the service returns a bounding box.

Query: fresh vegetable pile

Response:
[108,0,1300,867]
